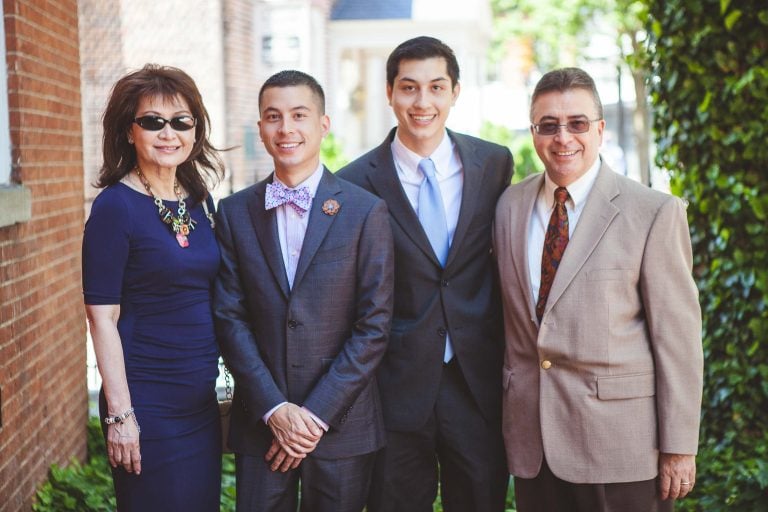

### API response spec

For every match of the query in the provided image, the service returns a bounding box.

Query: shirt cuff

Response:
[263,401,288,424]
[301,406,329,432]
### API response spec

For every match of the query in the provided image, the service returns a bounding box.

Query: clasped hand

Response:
[265,403,323,472]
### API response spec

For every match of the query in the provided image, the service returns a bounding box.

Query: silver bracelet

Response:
[104,407,135,425]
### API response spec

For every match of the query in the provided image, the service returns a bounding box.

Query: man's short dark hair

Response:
[386,36,460,88]
[258,70,326,114]
[530,67,603,120]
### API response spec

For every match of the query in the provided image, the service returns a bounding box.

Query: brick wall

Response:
[223,0,270,191]
[0,1,87,510]
[77,0,122,213]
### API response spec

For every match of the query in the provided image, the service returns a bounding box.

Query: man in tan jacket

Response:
[493,67,703,511]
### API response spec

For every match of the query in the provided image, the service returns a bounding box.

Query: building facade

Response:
[0,1,88,510]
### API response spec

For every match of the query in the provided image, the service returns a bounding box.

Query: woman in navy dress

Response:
[82,64,225,511]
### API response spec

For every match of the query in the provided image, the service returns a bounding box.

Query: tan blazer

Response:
[493,163,703,484]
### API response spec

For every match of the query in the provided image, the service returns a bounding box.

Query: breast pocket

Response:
[311,242,354,265]
[586,269,633,281]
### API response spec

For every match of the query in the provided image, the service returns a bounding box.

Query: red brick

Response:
[0,1,85,510]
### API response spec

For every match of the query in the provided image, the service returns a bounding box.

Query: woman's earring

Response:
[127,135,134,144]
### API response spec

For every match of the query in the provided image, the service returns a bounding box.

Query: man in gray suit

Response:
[338,36,512,512]
[493,67,703,511]
[214,70,394,512]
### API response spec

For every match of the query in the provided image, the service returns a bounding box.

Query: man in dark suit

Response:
[338,36,512,512]
[214,70,394,512]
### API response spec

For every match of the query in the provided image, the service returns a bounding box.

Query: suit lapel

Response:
[544,164,620,317]
[292,168,341,290]
[511,174,544,322]
[366,130,441,266]
[248,177,291,299]
[446,131,482,268]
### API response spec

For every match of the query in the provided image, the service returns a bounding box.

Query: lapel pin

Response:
[322,199,340,216]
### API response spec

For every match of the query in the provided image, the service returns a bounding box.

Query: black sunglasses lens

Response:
[135,116,195,131]
[136,116,166,130]
[169,116,195,131]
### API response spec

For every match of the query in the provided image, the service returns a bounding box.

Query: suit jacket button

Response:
[437,327,447,337]
[441,279,449,287]
[541,360,552,370]
[288,320,297,329]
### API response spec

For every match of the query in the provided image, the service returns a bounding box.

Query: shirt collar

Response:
[543,156,601,210]
[391,129,454,177]
[272,162,324,198]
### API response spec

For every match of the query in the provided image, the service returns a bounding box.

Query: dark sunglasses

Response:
[532,118,601,136]
[134,115,196,131]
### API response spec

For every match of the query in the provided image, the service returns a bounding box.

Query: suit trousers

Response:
[368,359,509,512]
[235,450,375,512]
[514,457,674,512]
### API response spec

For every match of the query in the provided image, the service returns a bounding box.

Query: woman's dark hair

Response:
[97,64,225,204]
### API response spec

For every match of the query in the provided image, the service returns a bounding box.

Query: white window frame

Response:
[0,3,11,184]
[0,3,32,228]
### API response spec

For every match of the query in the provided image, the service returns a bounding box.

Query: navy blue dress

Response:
[83,182,221,511]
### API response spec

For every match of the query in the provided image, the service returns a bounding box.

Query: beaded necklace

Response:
[135,167,197,247]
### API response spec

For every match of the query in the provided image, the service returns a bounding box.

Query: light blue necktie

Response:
[417,158,454,362]
[417,158,449,266]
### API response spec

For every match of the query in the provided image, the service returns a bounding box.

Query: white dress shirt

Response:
[391,130,463,362]
[391,130,464,246]
[264,162,328,430]
[527,157,602,304]
[273,163,324,289]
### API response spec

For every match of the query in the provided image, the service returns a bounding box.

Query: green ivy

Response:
[33,418,116,512]
[221,454,236,511]
[647,0,768,509]
[34,418,239,511]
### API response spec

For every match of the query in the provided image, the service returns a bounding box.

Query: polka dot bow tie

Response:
[265,182,312,217]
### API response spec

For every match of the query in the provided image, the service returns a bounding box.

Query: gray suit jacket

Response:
[494,163,703,483]
[213,168,394,459]
[338,129,513,431]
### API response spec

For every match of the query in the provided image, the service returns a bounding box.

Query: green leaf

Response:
[747,193,768,221]
[724,9,742,30]
[698,91,712,112]
[651,19,662,37]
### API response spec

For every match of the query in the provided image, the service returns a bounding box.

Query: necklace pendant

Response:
[176,233,189,248]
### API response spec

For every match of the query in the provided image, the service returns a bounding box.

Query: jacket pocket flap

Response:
[597,372,655,400]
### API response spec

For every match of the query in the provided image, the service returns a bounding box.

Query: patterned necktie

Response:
[536,187,570,322]
[265,182,312,217]
[417,158,449,266]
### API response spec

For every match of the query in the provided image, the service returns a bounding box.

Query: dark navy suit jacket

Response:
[338,129,513,431]
[213,168,394,458]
